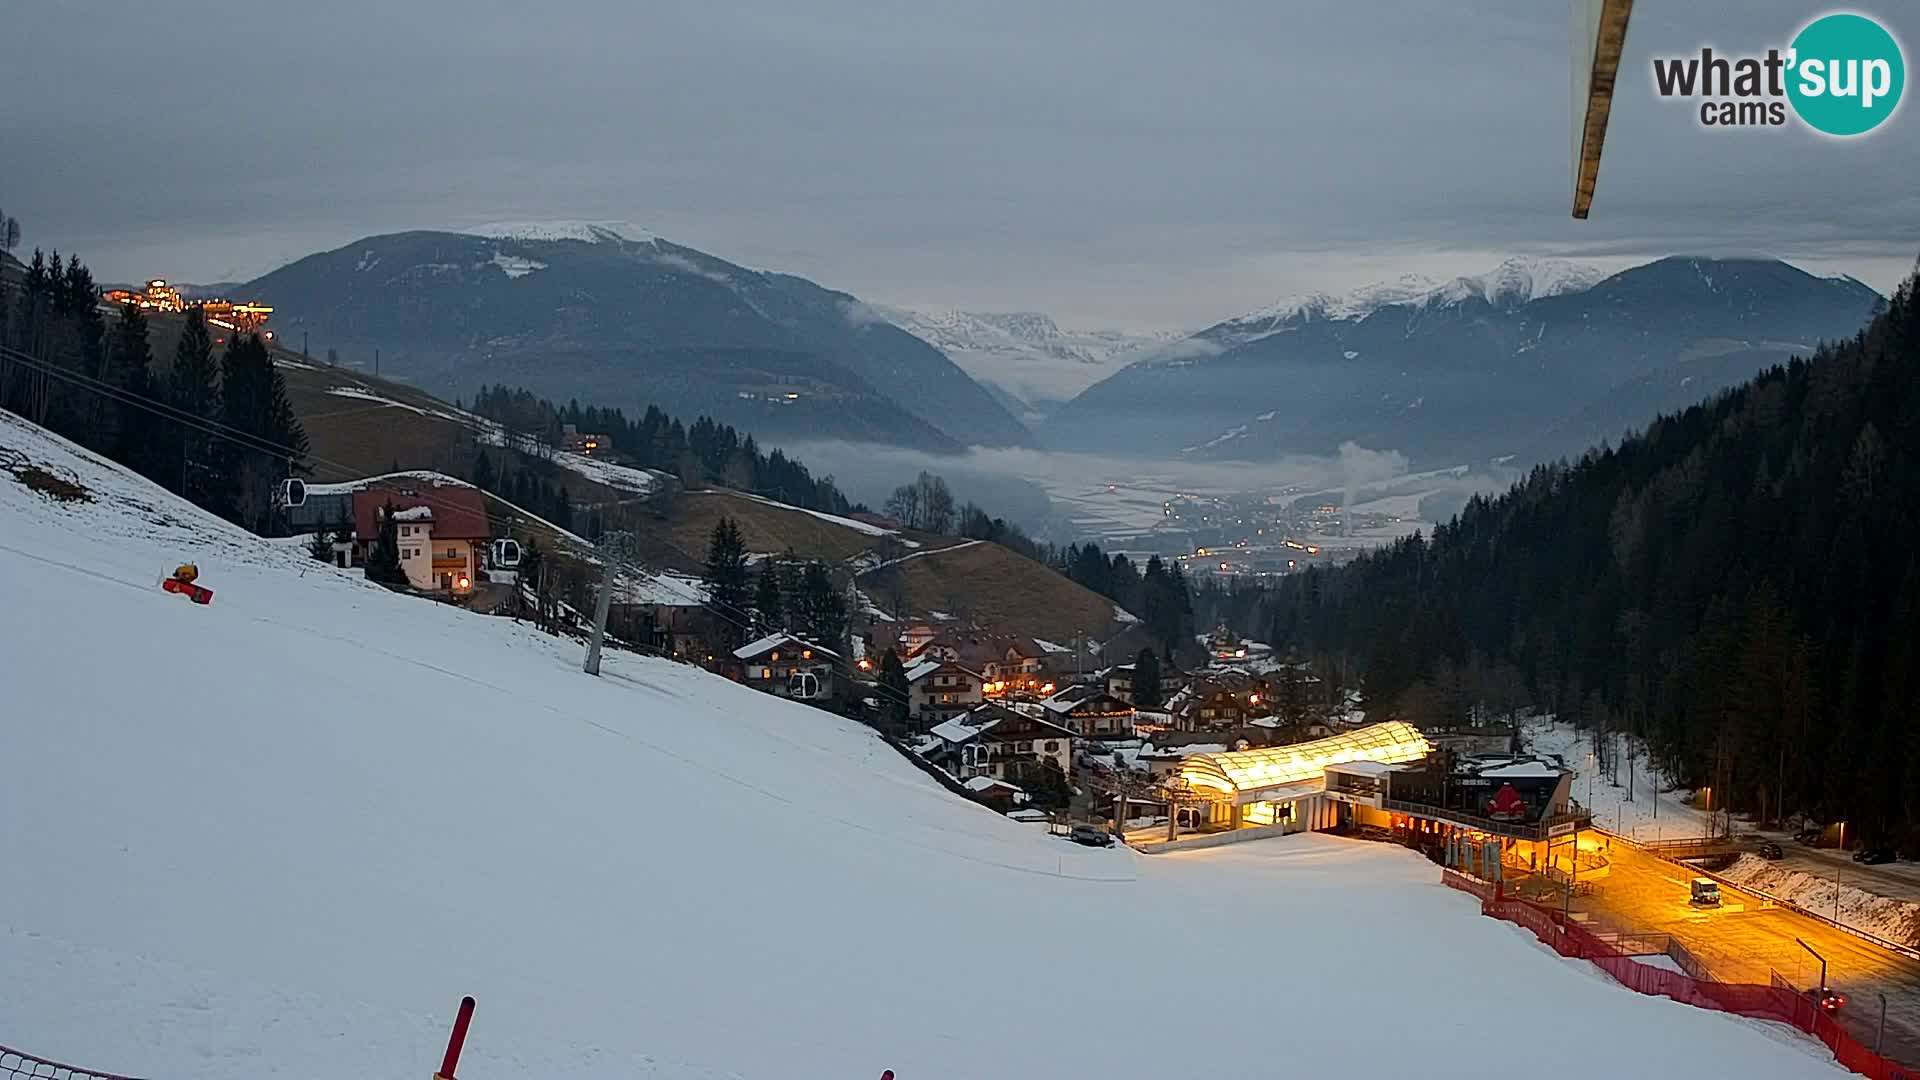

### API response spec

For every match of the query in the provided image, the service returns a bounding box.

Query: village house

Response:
[926,703,1075,785]
[961,775,1028,813]
[731,632,840,703]
[906,659,984,729]
[1166,672,1274,732]
[1038,688,1137,740]
[980,637,1051,690]
[559,423,611,455]
[350,485,491,593]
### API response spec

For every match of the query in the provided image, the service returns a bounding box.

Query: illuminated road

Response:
[1566,841,1920,1064]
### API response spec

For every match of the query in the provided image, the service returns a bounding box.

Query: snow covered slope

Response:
[0,410,1847,1078]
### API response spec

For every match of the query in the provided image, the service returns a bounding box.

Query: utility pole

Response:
[1878,993,1889,1056]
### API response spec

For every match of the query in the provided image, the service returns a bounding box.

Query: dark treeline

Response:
[701,514,849,654]
[1059,542,1195,659]
[1263,271,1920,845]
[1,247,306,531]
[468,384,857,515]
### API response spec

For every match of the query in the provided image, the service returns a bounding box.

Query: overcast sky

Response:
[5,0,1916,330]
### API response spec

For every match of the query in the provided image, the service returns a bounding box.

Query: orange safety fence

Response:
[1450,870,1918,1080]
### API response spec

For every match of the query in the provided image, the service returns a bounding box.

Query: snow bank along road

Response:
[0,410,1852,1079]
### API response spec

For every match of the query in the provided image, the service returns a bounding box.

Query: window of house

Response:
[446,547,457,559]
[1044,740,1058,752]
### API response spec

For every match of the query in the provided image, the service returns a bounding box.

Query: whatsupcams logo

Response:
[1652,12,1904,135]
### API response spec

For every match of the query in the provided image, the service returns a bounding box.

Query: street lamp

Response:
[1797,937,1829,995]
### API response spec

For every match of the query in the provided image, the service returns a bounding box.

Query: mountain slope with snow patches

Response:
[1051,257,1882,465]
[877,306,1174,414]
[1,410,1847,1079]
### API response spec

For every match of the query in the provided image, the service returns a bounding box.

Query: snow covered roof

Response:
[929,715,995,745]
[617,572,709,608]
[1479,760,1565,780]
[905,659,975,683]
[731,633,840,662]
[963,776,1023,794]
[353,485,490,541]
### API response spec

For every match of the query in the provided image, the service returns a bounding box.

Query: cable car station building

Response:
[1134,721,1587,856]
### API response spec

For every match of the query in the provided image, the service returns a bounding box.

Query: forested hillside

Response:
[1267,269,1917,844]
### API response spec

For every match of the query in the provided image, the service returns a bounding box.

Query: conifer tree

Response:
[162,308,221,507]
[364,502,407,586]
[1132,647,1162,708]
[878,648,912,735]
[701,516,751,648]
[105,302,157,475]
[753,560,785,635]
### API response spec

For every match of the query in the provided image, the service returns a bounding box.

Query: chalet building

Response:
[1039,689,1136,740]
[559,423,611,455]
[609,573,715,662]
[1167,672,1274,732]
[907,660,984,729]
[1105,664,1136,703]
[962,775,1028,813]
[731,633,840,703]
[350,485,491,593]
[927,704,1075,784]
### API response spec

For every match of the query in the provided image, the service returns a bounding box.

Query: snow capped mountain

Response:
[880,306,1176,414]
[1210,257,1608,348]
[460,219,659,245]
[1051,257,1883,466]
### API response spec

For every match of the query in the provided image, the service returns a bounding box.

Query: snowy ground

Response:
[1522,717,1715,841]
[0,411,1851,1079]
[1718,855,1920,948]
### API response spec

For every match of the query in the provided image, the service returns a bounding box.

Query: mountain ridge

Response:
[241,226,1034,454]
[1048,255,1883,467]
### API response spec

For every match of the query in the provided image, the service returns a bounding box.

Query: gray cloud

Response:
[3,0,1914,329]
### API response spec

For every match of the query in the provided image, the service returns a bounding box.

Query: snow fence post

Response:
[436,995,475,1080]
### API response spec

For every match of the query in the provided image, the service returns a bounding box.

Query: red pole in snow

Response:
[436,996,476,1080]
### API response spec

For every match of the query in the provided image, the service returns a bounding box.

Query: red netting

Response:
[1461,872,1918,1080]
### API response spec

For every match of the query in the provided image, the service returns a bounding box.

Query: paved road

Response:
[1757,842,1920,906]
[1567,842,1920,1064]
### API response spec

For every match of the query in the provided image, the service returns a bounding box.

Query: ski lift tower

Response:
[1571,0,1634,218]
[584,530,642,676]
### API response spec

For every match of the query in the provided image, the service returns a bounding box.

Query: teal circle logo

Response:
[1787,13,1905,136]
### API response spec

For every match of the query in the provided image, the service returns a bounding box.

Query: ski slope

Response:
[0,410,1848,1079]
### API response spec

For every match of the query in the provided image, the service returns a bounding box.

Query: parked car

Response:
[1795,827,1823,846]
[1809,986,1848,1013]
[1853,847,1897,865]
[1756,841,1784,860]
[1069,824,1115,848]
